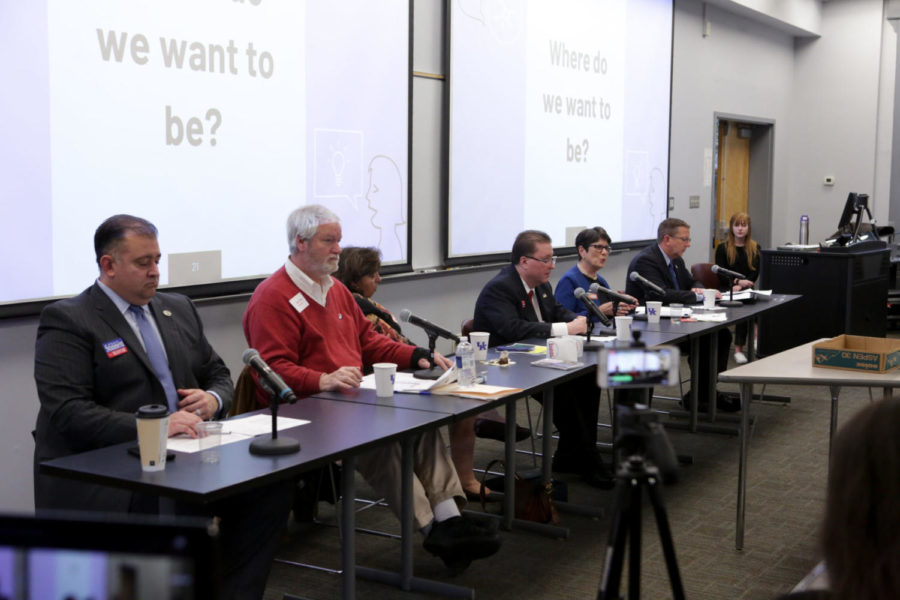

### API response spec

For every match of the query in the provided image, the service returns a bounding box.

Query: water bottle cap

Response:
[801,215,809,220]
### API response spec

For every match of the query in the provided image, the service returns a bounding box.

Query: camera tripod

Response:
[596,453,685,600]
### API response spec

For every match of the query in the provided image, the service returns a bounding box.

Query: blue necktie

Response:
[669,263,680,290]
[128,305,178,412]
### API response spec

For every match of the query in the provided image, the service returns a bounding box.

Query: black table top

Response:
[40,397,451,504]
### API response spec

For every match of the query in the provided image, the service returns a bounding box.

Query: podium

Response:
[758,245,889,355]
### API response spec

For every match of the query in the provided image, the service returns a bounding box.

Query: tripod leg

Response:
[646,478,686,600]
[628,481,642,600]
[597,478,634,600]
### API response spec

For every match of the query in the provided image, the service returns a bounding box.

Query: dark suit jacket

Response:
[473,265,577,346]
[625,244,700,305]
[33,283,233,512]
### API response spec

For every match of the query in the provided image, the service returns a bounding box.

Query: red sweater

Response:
[243,266,416,404]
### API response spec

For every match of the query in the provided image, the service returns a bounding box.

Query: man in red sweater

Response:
[243,204,500,570]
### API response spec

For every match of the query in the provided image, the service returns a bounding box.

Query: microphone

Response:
[629,271,666,297]
[399,309,461,343]
[711,264,746,280]
[574,287,612,327]
[589,282,638,305]
[242,348,297,404]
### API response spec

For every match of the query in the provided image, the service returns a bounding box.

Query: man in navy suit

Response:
[474,230,613,488]
[625,218,734,410]
[33,215,293,599]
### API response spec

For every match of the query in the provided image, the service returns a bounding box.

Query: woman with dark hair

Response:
[554,226,635,317]
[778,399,900,600]
[336,246,514,500]
[336,247,411,345]
[714,212,760,364]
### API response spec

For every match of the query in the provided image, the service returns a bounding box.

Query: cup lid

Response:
[136,404,168,419]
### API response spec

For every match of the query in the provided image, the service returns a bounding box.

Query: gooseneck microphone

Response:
[710,264,746,280]
[574,287,612,327]
[589,282,638,305]
[399,309,461,343]
[242,348,297,404]
[628,271,665,297]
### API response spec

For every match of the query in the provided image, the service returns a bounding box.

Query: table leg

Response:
[828,385,841,457]
[504,399,516,531]
[689,337,700,433]
[400,436,414,590]
[542,387,554,483]
[342,454,357,600]
[735,382,752,551]
[708,331,719,423]
[883,386,893,401]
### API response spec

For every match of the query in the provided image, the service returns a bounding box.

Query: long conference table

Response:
[40,294,798,599]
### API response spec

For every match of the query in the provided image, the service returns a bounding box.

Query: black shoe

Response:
[461,512,500,534]
[423,516,501,571]
[716,393,741,413]
[474,418,531,442]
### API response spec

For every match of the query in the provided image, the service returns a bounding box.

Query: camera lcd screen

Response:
[597,346,679,388]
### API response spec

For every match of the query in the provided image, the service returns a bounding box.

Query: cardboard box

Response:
[812,335,900,373]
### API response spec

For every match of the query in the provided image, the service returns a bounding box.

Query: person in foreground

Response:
[473,230,614,489]
[554,226,637,318]
[777,399,900,600]
[33,215,294,600]
[714,212,759,364]
[243,205,500,570]
[625,218,735,412]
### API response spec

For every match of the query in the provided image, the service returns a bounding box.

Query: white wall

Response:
[0,0,894,512]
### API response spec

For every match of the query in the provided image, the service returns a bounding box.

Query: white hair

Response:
[287,204,340,253]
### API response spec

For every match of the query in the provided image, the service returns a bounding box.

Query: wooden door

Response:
[715,121,750,246]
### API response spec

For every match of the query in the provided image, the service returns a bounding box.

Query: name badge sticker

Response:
[103,338,128,359]
[289,293,309,314]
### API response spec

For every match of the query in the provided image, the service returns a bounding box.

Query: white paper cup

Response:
[564,335,584,358]
[646,301,662,324]
[703,289,717,309]
[135,404,169,472]
[197,421,223,464]
[615,316,633,342]
[548,337,578,362]
[469,332,490,361]
[669,303,684,322]
[373,362,397,397]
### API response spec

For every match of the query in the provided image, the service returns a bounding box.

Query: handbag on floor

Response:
[478,459,560,525]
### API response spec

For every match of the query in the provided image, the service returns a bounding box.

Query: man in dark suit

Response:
[625,217,735,410]
[33,215,293,600]
[473,230,613,488]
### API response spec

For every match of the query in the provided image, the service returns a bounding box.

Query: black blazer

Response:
[625,244,700,305]
[473,265,577,346]
[33,283,233,512]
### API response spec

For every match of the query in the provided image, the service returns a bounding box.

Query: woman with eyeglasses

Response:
[554,226,636,317]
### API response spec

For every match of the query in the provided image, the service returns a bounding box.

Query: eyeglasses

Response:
[524,255,557,266]
[589,244,611,254]
[671,235,691,243]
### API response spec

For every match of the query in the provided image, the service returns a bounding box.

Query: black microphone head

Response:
[629,271,640,282]
[242,348,260,365]
[711,264,721,273]
[399,308,412,323]
[589,282,601,293]
[573,287,587,299]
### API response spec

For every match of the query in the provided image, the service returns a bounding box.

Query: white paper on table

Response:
[692,312,728,322]
[635,306,694,318]
[360,367,456,393]
[727,289,773,301]
[584,335,617,342]
[167,415,310,453]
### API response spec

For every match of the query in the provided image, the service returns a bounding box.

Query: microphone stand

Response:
[249,384,301,456]
[413,331,445,380]
[583,312,604,351]
[719,275,742,307]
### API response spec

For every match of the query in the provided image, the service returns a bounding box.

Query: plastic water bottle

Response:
[455,336,476,387]
[799,215,809,245]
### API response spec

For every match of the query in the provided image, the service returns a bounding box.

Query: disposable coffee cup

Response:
[669,303,684,322]
[469,332,490,361]
[197,421,223,464]
[703,289,717,309]
[615,316,633,342]
[646,301,662,324]
[373,362,397,397]
[135,404,169,472]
